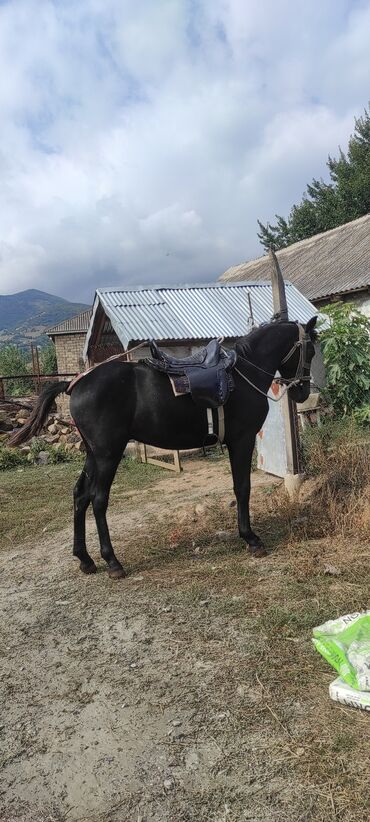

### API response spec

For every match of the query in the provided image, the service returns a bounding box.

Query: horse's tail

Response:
[8,381,70,446]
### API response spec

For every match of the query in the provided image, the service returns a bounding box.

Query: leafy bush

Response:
[319,302,370,416]
[39,343,57,374]
[0,345,33,395]
[0,439,83,470]
[352,404,370,426]
[301,417,370,537]
[301,417,367,476]
[0,446,28,470]
[47,445,82,464]
[28,438,82,464]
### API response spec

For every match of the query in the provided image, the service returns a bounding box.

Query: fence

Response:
[0,372,76,401]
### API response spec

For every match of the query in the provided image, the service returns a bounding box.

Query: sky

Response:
[0,0,369,304]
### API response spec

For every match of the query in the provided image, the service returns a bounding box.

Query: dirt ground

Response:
[0,456,369,822]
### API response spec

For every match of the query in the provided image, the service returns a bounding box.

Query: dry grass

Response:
[1,449,369,821]
[301,419,370,538]
[107,489,370,822]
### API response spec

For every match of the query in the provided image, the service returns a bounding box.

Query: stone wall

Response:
[54,334,85,374]
[54,334,85,418]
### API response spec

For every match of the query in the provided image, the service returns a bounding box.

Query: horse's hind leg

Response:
[90,451,127,579]
[73,454,97,574]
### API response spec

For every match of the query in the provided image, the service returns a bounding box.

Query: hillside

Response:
[0,289,90,347]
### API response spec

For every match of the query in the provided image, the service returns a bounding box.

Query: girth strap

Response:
[206,407,225,444]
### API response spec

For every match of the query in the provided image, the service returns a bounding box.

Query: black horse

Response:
[10,317,317,578]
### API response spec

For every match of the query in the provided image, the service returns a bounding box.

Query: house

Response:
[220,214,370,315]
[48,309,92,374]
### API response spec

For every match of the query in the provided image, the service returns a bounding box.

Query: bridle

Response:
[279,322,312,384]
[233,322,313,402]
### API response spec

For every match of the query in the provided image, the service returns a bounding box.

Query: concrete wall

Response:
[353,293,370,318]
[315,291,370,318]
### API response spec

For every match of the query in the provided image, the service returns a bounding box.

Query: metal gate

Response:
[256,382,288,478]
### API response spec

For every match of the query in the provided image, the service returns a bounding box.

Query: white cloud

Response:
[0,0,369,302]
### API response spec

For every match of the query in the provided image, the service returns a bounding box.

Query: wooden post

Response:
[31,344,41,392]
[268,248,288,320]
[269,247,302,480]
[138,442,182,473]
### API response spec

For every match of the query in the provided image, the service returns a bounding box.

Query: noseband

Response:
[278,323,311,385]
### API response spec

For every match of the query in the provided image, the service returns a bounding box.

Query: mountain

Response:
[0,289,90,347]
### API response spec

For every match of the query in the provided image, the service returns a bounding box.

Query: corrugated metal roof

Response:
[48,309,92,336]
[84,282,320,355]
[220,214,370,301]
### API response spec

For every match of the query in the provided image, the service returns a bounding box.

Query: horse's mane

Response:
[233,325,269,358]
[234,320,317,358]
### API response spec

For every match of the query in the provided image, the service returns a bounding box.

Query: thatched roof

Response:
[220,214,370,302]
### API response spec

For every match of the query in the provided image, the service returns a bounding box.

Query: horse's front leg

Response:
[228,434,267,557]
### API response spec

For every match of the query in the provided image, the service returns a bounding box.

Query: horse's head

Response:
[278,316,318,404]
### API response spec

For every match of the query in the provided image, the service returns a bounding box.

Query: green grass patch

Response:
[0,457,167,547]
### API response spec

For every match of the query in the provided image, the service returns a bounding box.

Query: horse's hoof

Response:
[80,561,97,575]
[108,567,127,580]
[250,545,268,558]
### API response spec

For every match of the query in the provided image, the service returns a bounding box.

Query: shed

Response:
[220,214,370,315]
[84,282,319,366]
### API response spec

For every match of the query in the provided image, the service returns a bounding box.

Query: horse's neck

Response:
[247,326,296,385]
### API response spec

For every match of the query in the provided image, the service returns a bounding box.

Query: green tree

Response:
[258,106,370,250]
[0,345,33,396]
[40,343,57,374]
[320,302,370,418]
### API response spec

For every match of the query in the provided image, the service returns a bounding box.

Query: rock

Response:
[163,779,173,791]
[185,751,199,770]
[60,426,70,435]
[16,417,28,425]
[323,564,341,576]
[199,599,210,607]
[236,684,247,697]
[47,424,58,434]
[177,510,190,525]
[37,451,49,465]
[215,529,235,542]
[195,503,207,516]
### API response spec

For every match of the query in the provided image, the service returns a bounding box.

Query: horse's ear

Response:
[305,316,318,333]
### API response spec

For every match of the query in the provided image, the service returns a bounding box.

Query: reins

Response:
[232,323,311,403]
[234,367,303,402]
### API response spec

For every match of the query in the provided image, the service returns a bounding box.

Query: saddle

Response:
[146,339,237,408]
